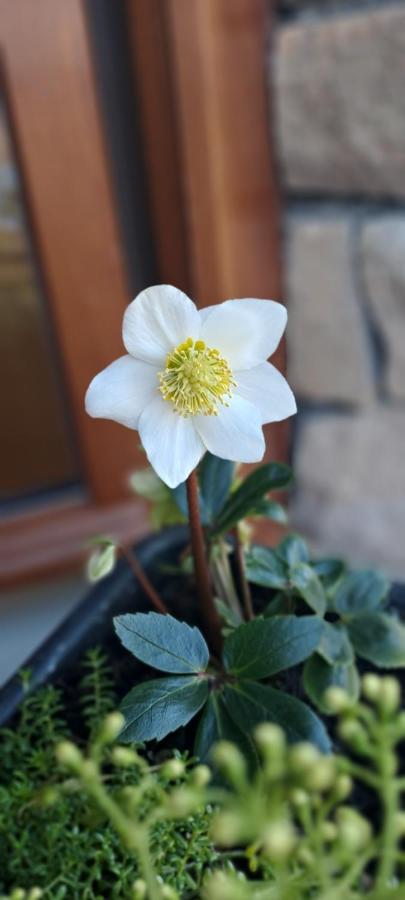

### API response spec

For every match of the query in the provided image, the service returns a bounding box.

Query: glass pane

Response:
[0,98,80,504]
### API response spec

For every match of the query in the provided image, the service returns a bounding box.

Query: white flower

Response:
[85,285,296,488]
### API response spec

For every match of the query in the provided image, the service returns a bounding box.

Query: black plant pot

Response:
[0,526,189,728]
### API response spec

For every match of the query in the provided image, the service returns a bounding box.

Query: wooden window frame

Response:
[1,0,284,585]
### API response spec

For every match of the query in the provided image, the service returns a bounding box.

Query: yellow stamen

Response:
[158,337,236,417]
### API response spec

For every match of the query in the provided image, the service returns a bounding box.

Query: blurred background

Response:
[1,0,404,683]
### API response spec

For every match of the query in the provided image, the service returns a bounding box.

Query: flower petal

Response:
[200,299,287,370]
[85,355,159,429]
[138,396,205,488]
[235,362,297,424]
[123,285,201,366]
[194,395,265,463]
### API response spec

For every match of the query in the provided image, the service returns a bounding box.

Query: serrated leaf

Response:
[198,453,234,523]
[212,462,292,536]
[194,692,259,770]
[303,655,360,713]
[290,562,327,616]
[223,615,322,680]
[245,545,289,590]
[347,612,405,668]
[114,613,209,674]
[223,681,331,752]
[333,569,390,617]
[277,534,309,567]
[87,542,117,582]
[119,675,208,743]
[317,621,354,665]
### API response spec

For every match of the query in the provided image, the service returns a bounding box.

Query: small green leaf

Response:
[119,675,208,743]
[290,562,327,616]
[245,545,288,590]
[263,593,286,617]
[223,681,331,752]
[252,499,288,524]
[214,597,243,630]
[333,569,390,617]
[114,613,209,674]
[312,558,346,592]
[347,613,405,668]
[194,692,259,770]
[212,462,292,536]
[277,534,309,567]
[303,655,360,713]
[87,541,117,582]
[317,621,354,666]
[198,453,234,523]
[223,615,323,680]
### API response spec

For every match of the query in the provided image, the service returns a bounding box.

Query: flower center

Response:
[158,338,236,416]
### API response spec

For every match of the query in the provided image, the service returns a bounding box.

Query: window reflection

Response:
[0,99,80,504]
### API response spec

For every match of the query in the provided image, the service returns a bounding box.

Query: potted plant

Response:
[1,285,404,898]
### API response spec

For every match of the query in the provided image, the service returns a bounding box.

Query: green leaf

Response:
[212,462,292,536]
[312,558,346,592]
[198,453,234,523]
[277,534,309,567]
[245,545,288,590]
[223,615,323,680]
[347,613,405,668]
[317,621,354,665]
[263,593,287,617]
[214,597,243,630]
[119,675,208,743]
[194,692,259,770]
[289,562,327,616]
[87,541,117,582]
[114,612,209,674]
[252,499,288,524]
[303,655,360,713]
[223,681,331,752]
[333,569,390,617]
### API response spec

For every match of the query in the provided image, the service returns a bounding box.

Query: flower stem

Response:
[120,546,168,615]
[186,469,222,653]
[232,526,254,621]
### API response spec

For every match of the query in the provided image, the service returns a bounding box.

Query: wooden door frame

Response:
[0,0,147,585]
[1,0,284,584]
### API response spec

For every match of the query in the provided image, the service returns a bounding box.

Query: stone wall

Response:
[273,1,405,575]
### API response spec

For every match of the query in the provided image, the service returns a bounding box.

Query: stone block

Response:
[291,408,405,576]
[286,214,374,403]
[361,216,405,400]
[275,6,405,196]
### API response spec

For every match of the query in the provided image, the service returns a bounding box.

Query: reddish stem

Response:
[120,546,168,614]
[186,470,222,653]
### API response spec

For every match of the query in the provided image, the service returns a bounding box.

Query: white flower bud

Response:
[161,886,179,900]
[162,758,186,781]
[112,746,140,768]
[288,742,319,775]
[336,807,372,852]
[210,811,245,846]
[334,774,353,800]
[323,687,352,714]
[132,879,147,900]
[212,741,246,785]
[191,764,211,788]
[262,820,296,861]
[361,673,381,702]
[28,892,43,900]
[99,711,125,743]
[379,677,401,715]
[56,741,82,769]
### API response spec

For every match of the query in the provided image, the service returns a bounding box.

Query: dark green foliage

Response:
[0,653,216,898]
[211,462,292,536]
[114,613,209,674]
[119,675,209,742]
[244,534,405,714]
[116,612,327,755]
[222,615,322,680]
